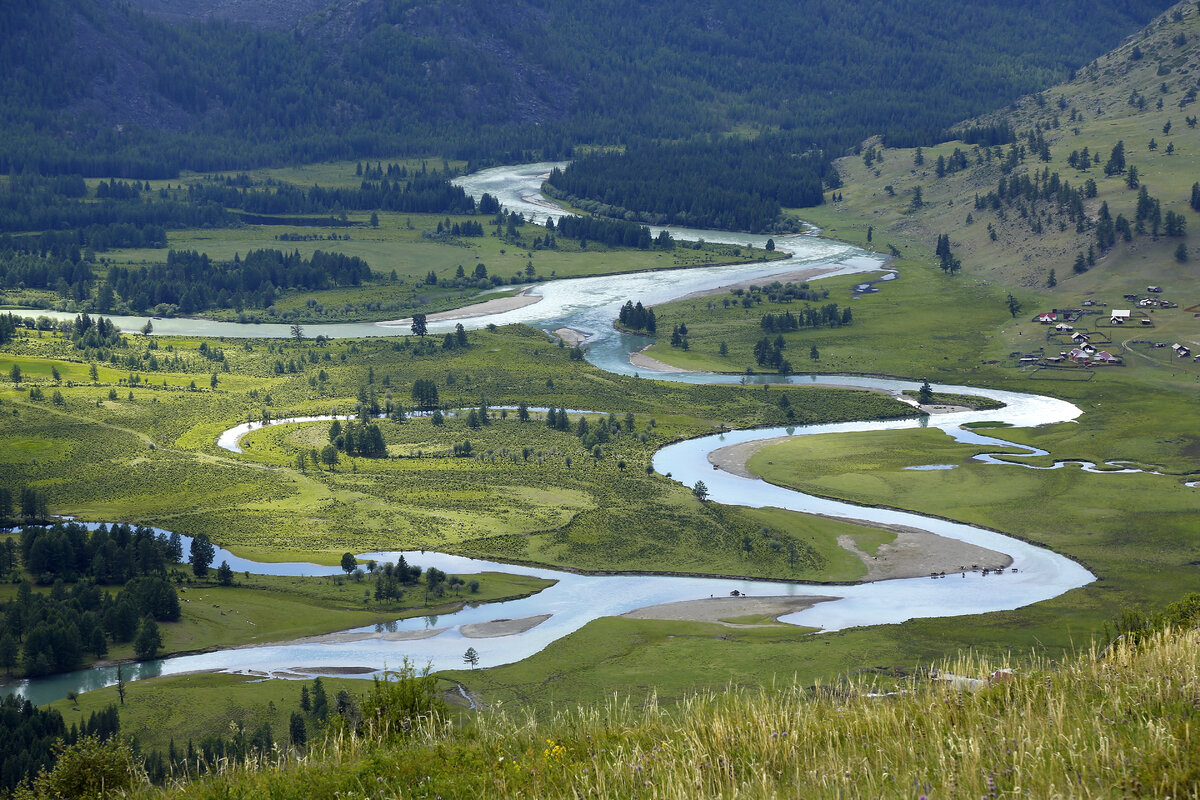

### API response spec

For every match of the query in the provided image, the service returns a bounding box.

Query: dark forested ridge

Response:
[545,139,831,231]
[0,0,1173,177]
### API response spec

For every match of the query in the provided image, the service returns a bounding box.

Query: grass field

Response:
[45,672,390,752]
[110,616,1200,799]
[0,323,914,575]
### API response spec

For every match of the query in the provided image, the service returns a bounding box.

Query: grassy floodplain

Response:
[4,156,781,325]
[0,323,914,576]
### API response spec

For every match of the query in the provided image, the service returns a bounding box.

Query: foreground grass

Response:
[124,621,1199,799]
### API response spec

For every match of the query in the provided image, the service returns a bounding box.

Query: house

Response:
[1067,349,1091,364]
[1072,332,1090,343]
[1111,309,1131,323]
[1140,318,1154,325]
[1054,323,1073,332]
[1148,285,1162,293]
[1036,312,1057,324]
[1172,343,1191,358]
[1094,351,1121,364]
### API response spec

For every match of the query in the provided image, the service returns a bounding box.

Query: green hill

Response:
[809,0,1200,300]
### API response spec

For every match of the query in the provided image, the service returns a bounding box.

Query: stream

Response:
[6,165,1098,705]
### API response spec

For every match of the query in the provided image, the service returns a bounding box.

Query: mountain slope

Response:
[813,0,1200,295]
[0,0,1176,176]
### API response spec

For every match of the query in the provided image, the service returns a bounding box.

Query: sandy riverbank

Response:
[376,289,541,327]
[707,437,1014,580]
[629,349,693,373]
[461,613,552,638]
[623,595,834,625]
[671,265,842,303]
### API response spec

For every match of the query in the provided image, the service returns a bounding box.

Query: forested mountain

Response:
[0,0,1174,177]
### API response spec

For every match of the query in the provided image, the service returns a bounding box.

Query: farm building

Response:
[1036,312,1057,324]
[1110,309,1131,323]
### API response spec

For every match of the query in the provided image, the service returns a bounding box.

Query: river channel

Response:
[6,166,1096,704]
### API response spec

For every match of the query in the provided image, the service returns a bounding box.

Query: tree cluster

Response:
[329,419,387,457]
[545,138,829,232]
[617,301,657,333]
[550,214,671,250]
[106,248,372,315]
[0,696,119,795]
[760,304,850,332]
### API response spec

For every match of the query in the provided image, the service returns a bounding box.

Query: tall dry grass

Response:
[141,626,1199,799]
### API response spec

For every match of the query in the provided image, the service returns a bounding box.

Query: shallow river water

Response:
[6,166,1098,704]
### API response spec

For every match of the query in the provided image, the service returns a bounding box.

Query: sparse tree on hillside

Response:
[463,647,480,668]
[291,323,304,343]
[189,535,215,577]
[1006,294,1022,319]
[692,480,709,501]
[411,313,428,337]
[321,444,340,470]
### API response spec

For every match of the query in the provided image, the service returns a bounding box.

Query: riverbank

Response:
[376,287,542,326]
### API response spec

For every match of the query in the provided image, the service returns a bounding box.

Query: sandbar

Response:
[460,613,552,638]
[286,628,447,645]
[553,328,588,347]
[623,595,834,625]
[290,666,377,676]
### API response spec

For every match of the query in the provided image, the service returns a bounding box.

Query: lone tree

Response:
[189,534,215,577]
[134,616,162,660]
[289,711,307,747]
[1006,293,1023,319]
[918,379,935,405]
[692,480,709,502]
[463,647,480,669]
[216,560,234,586]
[341,552,357,573]
[290,323,304,343]
[411,313,428,337]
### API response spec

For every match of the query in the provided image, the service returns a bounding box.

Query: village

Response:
[1018,284,1196,370]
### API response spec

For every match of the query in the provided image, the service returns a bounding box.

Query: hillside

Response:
[19,598,1200,799]
[0,0,1175,176]
[812,0,1200,298]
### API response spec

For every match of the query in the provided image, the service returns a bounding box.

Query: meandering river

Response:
[6,166,1096,704]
